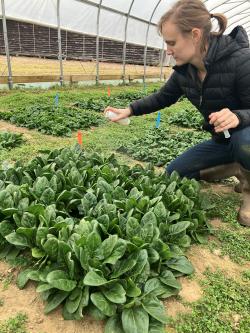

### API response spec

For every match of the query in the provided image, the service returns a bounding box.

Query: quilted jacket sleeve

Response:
[233,50,250,128]
[129,71,183,116]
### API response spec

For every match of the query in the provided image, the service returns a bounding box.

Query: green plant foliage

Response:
[215,229,250,264]
[0,105,105,137]
[0,145,212,332]
[117,127,210,166]
[0,313,28,333]
[73,91,148,112]
[170,270,250,333]
[168,107,203,130]
[0,132,24,150]
[207,192,241,227]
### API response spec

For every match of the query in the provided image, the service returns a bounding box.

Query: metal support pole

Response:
[143,0,162,84]
[1,0,13,89]
[57,0,64,86]
[96,0,103,85]
[122,0,135,84]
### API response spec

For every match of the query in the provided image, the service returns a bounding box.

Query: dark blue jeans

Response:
[166,127,250,180]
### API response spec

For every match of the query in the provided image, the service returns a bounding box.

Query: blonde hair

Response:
[158,0,227,53]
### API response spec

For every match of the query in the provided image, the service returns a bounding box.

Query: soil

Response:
[0,120,34,140]
[0,261,104,333]
[0,55,172,77]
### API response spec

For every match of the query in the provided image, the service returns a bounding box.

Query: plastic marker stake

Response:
[77,131,82,146]
[107,86,111,97]
[223,130,230,139]
[55,93,59,107]
[156,111,161,129]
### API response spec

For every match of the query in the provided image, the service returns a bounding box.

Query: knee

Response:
[166,164,199,179]
[239,144,250,157]
[232,128,250,169]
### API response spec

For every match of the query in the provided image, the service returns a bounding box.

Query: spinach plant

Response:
[0,146,211,332]
[118,127,210,166]
[0,131,24,150]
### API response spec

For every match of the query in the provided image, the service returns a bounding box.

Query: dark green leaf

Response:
[122,307,149,333]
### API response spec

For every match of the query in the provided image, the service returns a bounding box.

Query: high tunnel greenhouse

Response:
[1,0,250,88]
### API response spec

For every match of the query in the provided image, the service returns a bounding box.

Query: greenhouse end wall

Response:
[0,19,164,66]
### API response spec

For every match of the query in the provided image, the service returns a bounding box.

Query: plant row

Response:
[0,106,105,137]
[73,91,148,112]
[0,146,211,333]
[117,128,210,167]
[168,107,203,130]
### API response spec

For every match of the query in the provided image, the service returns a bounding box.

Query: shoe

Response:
[238,166,250,227]
[199,162,242,185]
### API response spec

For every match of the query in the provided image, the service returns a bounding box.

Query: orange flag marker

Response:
[77,131,82,146]
[107,86,111,97]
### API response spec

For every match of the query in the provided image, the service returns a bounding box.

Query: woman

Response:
[104,0,250,227]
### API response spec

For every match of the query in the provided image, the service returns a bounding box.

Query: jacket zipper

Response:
[199,94,203,107]
[199,70,208,108]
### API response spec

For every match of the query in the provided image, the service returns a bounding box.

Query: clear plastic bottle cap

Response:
[105,111,130,125]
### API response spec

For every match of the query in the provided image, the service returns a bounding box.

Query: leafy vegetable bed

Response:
[73,91,148,112]
[0,146,210,332]
[0,105,105,137]
[168,106,203,130]
[0,131,25,150]
[118,128,210,167]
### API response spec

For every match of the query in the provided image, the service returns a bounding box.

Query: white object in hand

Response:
[223,130,230,138]
[105,110,130,125]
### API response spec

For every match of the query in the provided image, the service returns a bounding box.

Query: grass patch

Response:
[242,270,250,281]
[169,269,250,333]
[205,191,250,264]
[0,272,14,290]
[207,191,241,227]
[215,229,250,264]
[0,313,28,333]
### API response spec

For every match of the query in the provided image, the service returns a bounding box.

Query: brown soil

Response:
[0,120,34,140]
[0,261,104,333]
[186,244,250,280]
[0,55,172,77]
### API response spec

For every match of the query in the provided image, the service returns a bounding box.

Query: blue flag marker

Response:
[156,111,161,128]
[55,93,59,107]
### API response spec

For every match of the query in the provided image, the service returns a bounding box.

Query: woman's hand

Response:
[104,106,132,122]
[209,108,240,133]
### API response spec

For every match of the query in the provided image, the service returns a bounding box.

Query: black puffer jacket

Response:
[130,26,250,141]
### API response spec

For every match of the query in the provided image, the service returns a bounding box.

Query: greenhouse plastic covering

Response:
[1,0,250,49]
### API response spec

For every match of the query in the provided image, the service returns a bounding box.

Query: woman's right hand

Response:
[104,106,132,122]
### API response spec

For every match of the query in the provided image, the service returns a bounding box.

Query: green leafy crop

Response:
[168,107,203,130]
[118,127,210,166]
[0,146,211,332]
[73,91,148,113]
[0,105,105,137]
[0,132,25,150]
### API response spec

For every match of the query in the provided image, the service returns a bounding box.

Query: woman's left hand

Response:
[209,108,240,133]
